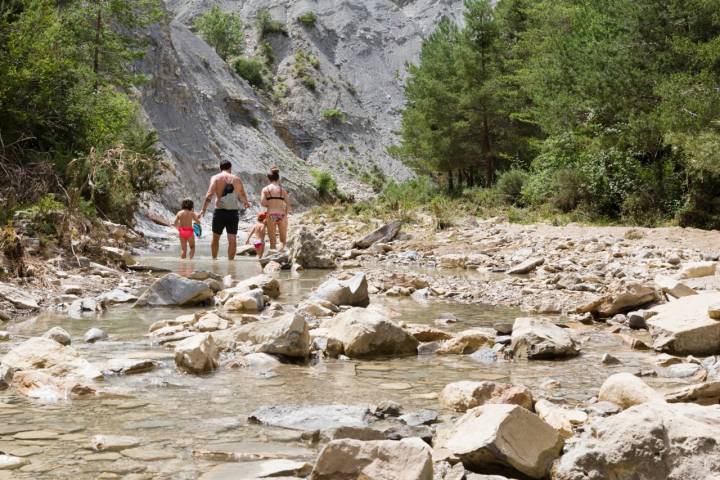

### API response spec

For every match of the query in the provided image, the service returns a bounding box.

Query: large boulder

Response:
[436,329,495,355]
[0,282,39,309]
[223,288,265,313]
[439,381,533,412]
[552,402,720,480]
[11,370,96,401]
[511,318,579,359]
[352,221,402,249]
[310,438,433,480]
[288,227,336,269]
[174,333,219,374]
[234,313,310,358]
[217,274,280,303]
[534,399,587,439]
[654,275,697,299]
[134,273,214,307]
[323,306,418,358]
[441,404,563,479]
[1,337,102,383]
[597,283,659,317]
[312,273,369,307]
[647,292,720,355]
[43,326,71,346]
[679,261,717,279]
[597,373,663,410]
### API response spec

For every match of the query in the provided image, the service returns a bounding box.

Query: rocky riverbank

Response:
[1,213,720,478]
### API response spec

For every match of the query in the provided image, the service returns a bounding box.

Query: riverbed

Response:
[0,238,673,479]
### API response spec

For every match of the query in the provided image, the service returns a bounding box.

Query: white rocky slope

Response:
[139,0,464,210]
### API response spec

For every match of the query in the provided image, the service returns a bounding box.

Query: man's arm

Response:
[199,178,215,217]
[234,176,251,209]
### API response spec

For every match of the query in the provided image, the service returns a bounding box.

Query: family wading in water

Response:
[175,161,291,260]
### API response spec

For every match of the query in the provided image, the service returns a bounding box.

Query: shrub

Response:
[256,9,286,37]
[548,168,588,213]
[259,41,275,65]
[381,177,437,220]
[621,192,664,227]
[300,74,316,91]
[322,108,346,123]
[311,169,338,199]
[297,11,317,26]
[429,196,455,230]
[234,57,267,89]
[495,169,528,205]
[194,6,244,60]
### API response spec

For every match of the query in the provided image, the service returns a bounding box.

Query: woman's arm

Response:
[260,187,268,208]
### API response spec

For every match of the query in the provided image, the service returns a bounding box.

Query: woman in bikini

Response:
[261,166,291,250]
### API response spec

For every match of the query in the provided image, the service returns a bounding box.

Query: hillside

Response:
[139,0,464,210]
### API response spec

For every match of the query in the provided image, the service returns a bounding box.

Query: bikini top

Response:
[264,186,286,203]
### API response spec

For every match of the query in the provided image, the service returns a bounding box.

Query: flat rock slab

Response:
[199,460,312,480]
[12,430,58,441]
[248,404,371,431]
[120,447,176,461]
[0,283,39,309]
[648,292,720,355]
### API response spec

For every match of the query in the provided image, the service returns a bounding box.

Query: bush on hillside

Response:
[297,11,317,26]
[234,57,267,89]
[311,169,338,199]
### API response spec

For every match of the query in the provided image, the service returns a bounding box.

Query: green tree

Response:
[194,6,244,60]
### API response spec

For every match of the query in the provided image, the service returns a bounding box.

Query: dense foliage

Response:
[400,0,720,228]
[194,6,244,61]
[0,0,164,224]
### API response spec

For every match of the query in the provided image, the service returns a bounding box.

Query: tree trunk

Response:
[448,170,454,192]
[481,114,494,186]
[93,4,102,84]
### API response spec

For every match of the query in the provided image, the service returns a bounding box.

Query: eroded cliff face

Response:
[140,0,464,210]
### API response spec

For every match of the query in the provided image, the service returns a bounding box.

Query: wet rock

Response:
[1,337,102,382]
[374,400,402,418]
[679,261,717,279]
[534,399,587,439]
[404,324,453,342]
[90,435,141,452]
[194,312,229,332]
[312,272,369,307]
[665,380,720,405]
[553,402,720,480]
[134,273,214,307]
[219,274,281,302]
[323,306,418,358]
[120,447,175,461]
[101,358,158,375]
[249,404,371,431]
[439,254,467,269]
[507,257,545,275]
[174,333,219,374]
[234,313,310,358]
[654,275,697,299]
[263,261,282,273]
[11,370,96,401]
[84,328,108,343]
[597,373,663,410]
[601,353,621,365]
[200,459,312,480]
[627,310,648,329]
[597,283,659,317]
[97,289,138,304]
[437,329,495,355]
[288,227,336,269]
[659,363,702,378]
[441,404,563,479]
[322,426,386,442]
[310,438,433,480]
[353,221,402,249]
[0,331,9,341]
[0,283,39,310]
[69,297,102,318]
[710,303,720,320]
[510,318,579,359]
[470,346,498,364]
[383,424,433,443]
[399,409,438,427]
[647,292,720,355]
[0,454,29,470]
[493,322,513,335]
[101,246,136,266]
[439,381,533,412]
[223,288,265,313]
[43,326,71,346]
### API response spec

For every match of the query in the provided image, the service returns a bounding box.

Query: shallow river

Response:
[0,239,664,479]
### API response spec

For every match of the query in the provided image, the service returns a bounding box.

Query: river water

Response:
[0,239,665,479]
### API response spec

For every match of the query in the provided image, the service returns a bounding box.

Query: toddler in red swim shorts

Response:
[174,199,201,259]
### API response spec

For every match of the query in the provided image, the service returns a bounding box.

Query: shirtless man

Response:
[198,160,251,259]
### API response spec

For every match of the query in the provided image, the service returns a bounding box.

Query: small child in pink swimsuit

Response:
[245,212,267,259]
[174,199,201,259]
